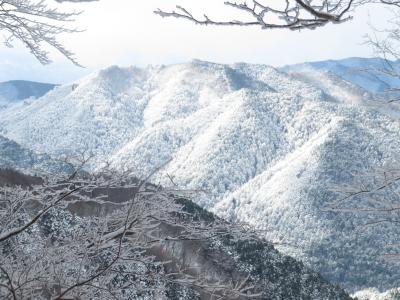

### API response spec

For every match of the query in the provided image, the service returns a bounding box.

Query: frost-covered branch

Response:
[0,0,96,65]
[155,0,359,30]
[0,166,260,299]
[155,0,400,30]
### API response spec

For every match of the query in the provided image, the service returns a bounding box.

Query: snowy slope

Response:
[216,111,400,290]
[1,59,400,292]
[0,80,56,108]
[0,66,152,166]
[353,288,400,300]
[282,57,400,94]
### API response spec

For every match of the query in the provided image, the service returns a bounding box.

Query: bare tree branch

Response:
[156,0,400,31]
[0,163,261,299]
[155,0,360,31]
[0,0,96,66]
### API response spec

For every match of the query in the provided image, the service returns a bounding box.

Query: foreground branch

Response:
[0,0,96,65]
[155,0,357,30]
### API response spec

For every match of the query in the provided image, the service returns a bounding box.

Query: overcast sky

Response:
[0,0,394,83]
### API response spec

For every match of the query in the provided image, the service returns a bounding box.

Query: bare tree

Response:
[326,167,400,260]
[322,11,400,250]
[155,0,400,31]
[0,163,261,299]
[360,8,400,103]
[0,0,96,66]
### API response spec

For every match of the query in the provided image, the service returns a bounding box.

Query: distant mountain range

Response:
[1,57,400,296]
[0,80,57,107]
[282,57,400,94]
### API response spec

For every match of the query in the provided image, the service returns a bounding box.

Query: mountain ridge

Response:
[0,80,57,107]
[1,58,400,292]
[281,57,400,94]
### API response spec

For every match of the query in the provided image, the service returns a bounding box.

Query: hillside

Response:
[0,168,352,300]
[0,59,399,292]
[0,80,57,107]
[0,134,73,175]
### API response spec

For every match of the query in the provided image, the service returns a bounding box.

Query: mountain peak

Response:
[1,58,399,292]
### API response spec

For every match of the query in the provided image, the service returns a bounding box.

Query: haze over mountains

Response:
[283,57,400,94]
[0,80,57,107]
[1,57,400,296]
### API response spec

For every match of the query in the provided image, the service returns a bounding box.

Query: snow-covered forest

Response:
[2,1,400,299]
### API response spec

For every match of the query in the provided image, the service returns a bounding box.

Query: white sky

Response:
[0,0,395,83]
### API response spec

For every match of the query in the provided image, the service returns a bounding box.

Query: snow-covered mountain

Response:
[282,57,400,94]
[354,288,400,300]
[1,59,399,292]
[0,67,150,165]
[0,80,57,107]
